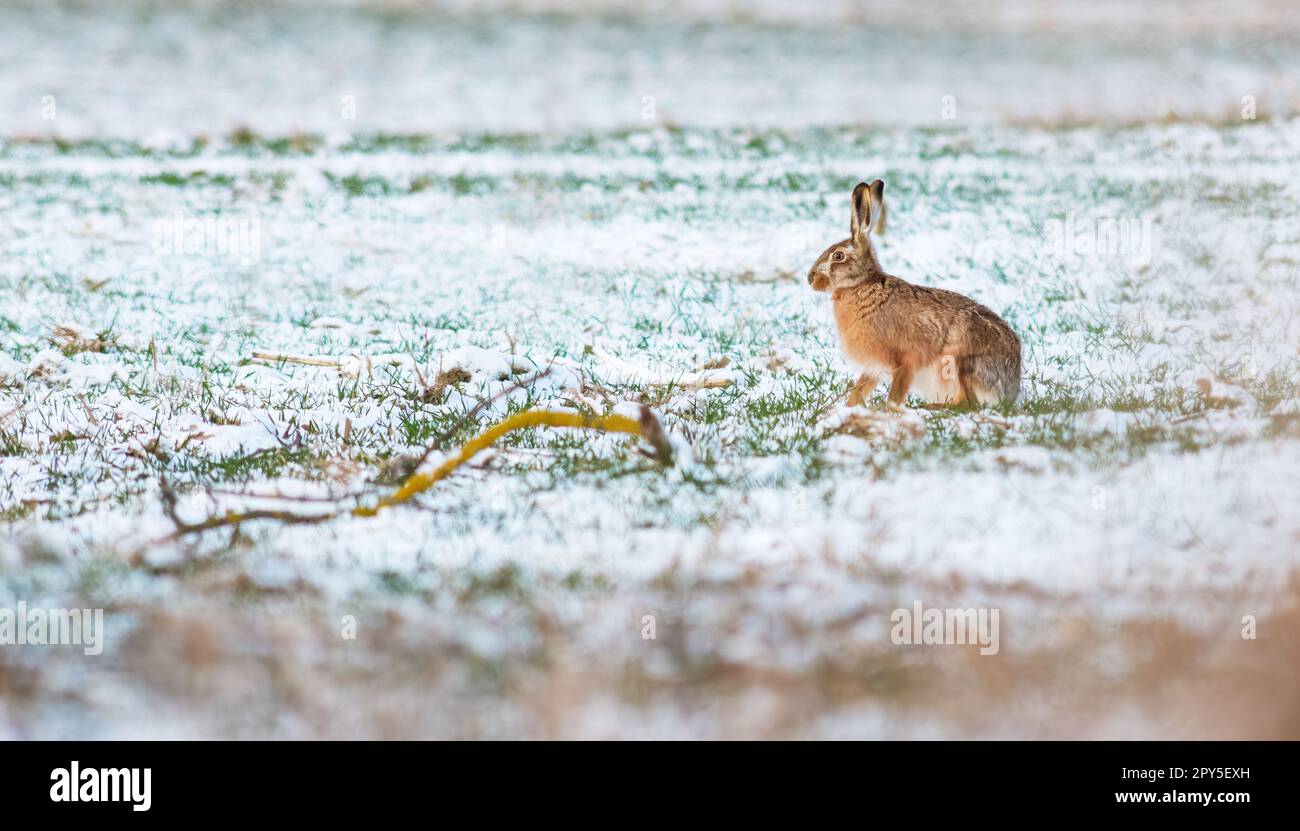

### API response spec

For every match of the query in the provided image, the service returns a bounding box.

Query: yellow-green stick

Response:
[160,406,670,539]
[352,410,648,517]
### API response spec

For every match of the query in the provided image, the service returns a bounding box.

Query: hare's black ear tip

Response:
[871,178,885,192]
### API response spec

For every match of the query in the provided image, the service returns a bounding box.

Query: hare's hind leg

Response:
[952,356,981,409]
[965,352,1019,405]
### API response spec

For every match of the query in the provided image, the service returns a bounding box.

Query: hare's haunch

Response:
[807,180,1021,407]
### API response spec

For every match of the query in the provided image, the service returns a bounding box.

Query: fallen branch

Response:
[354,407,667,517]
[158,405,672,540]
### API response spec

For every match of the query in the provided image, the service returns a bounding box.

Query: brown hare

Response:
[808,180,1021,407]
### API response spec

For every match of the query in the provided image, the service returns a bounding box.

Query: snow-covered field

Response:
[1,1,1298,738]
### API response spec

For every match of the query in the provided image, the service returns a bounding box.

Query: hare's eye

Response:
[832,251,845,262]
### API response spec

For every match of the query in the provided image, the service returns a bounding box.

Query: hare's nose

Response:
[807,270,815,285]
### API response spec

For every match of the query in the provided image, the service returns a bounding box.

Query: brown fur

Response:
[808,180,1021,407]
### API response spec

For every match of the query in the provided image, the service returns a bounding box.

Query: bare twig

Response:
[159,474,335,541]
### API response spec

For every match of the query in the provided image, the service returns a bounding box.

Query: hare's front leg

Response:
[886,365,913,405]
[846,372,879,407]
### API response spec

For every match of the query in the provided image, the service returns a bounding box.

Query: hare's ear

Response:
[850,182,872,245]
[869,179,886,236]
